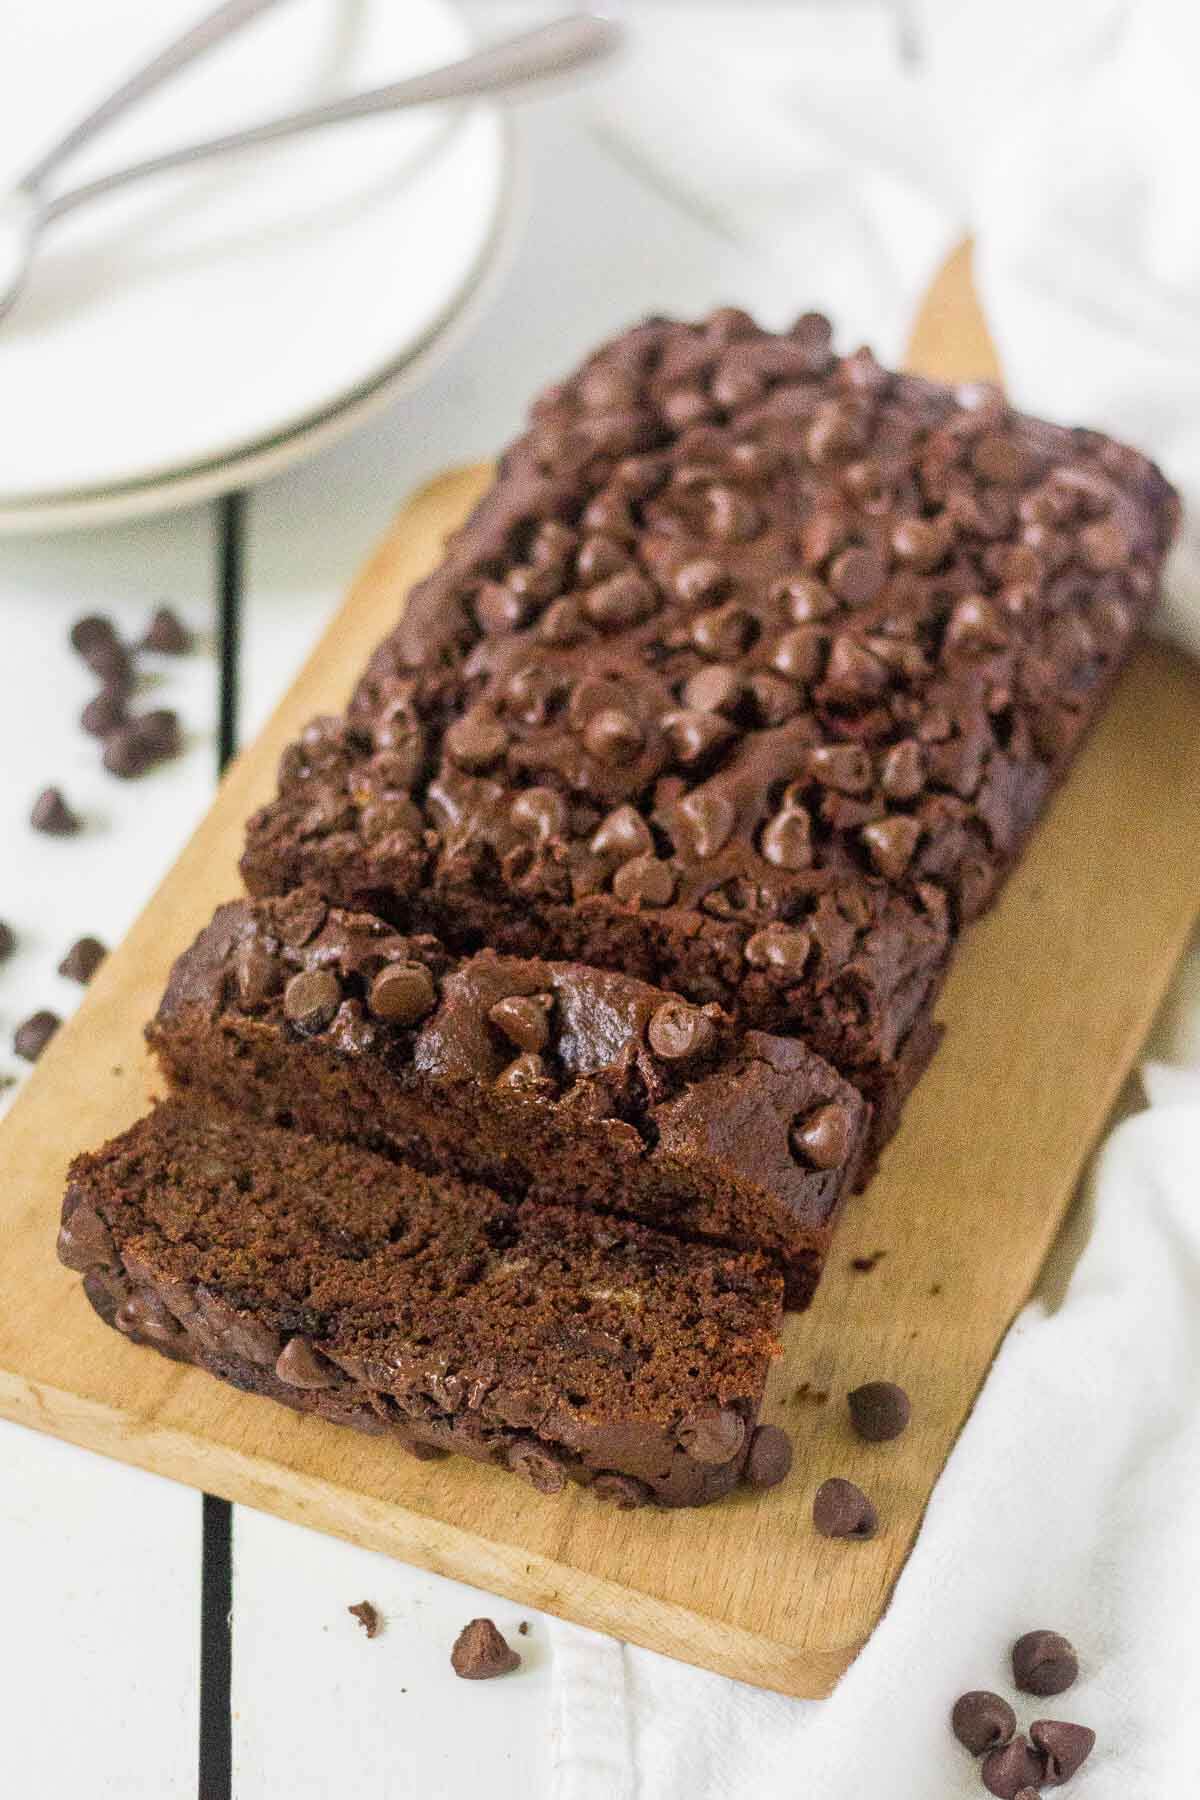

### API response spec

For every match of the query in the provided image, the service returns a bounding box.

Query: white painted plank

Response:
[232,1507,553,1800]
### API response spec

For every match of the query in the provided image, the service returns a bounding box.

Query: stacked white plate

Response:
[0,0,514,532]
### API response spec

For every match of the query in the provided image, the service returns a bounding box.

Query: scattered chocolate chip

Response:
[14,1010,60,1062]
[495,1051,553,1093]
[348,1600,380,1639]
[981,1736,1044,1799]
[0,920,14,960]
[647,999,716,1062]
[951,1690,1016,1756]
[31,788,81,835]
[790,1102,853,1170]
[137,708,182,760]
[678,1407,746,1465]
[233,939,281,1010]
[451,1618,521,1681]
[283,969,342,1034]
[69,614,117,658]
[58,936,107,984]
[275,1336,337,1389]
[847,1381,910,1442]
[745,1423,792,1489]
[141,606,193,654]
[368,961,437,1026]
[101,719,157,778]
[813,1477,877,1538]
[1030,1718,1095,1785]
[489,994,552,1053]
[81,686,128,738]
[1012,1630,1079,1697]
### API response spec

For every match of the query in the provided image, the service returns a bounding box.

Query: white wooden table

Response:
[0,5,997,1793]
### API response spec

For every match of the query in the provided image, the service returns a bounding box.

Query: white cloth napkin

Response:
[548,6,1200,1793]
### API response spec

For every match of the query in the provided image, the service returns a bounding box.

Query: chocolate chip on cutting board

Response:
[847,1381,911,1442]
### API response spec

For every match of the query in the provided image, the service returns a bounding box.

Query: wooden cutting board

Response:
[3,251,1199,1698]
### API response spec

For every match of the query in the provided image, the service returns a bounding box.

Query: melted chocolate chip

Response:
[744,923,811,974]
[678,1407,746,1464]
[647,999,716,1062]
[283,969,342,1034]
[612,855,675,907]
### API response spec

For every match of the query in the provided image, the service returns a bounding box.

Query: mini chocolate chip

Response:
[828,545,887,606]
[0,920,14,960]
[369,961,437,1026]
[451,1618,521,1680]
[744,923,811,974]
[847,1381,910,1442]
[648,999,716,1063]
[951,1690,1017,1757]
[944,594,1007,657]
[583,707,644,763]
[495,1052,554,1093]
[879,739,925,800]
[791,1102,854,1170]
[861,815,921,881]
[745,1424,792,1489]
[760,806,812,871]
[15,1011,60,1061]
[81,686,128,738]
[141,606,193,654]
[475,580,528,634]
[813,1476,877,1538]
[31,787,81,835]
[672,787,735,860]
[275,1337,337,1389]
[612,854,675,907]
[981,1737,1044,1799]
[446,711,508,772]
[591,1473,650,1510]
[662,708,737,766]
[505,1437,567,1495]
[58,936,106,984]
[1030,1718,1095,1784]
[489,994,552,1054]
[590,804,653,861]
[1012,1630,1079,1697]
[678,1407,745,1465]
[576,534,629,583]
[348,1601,380,1639]
[808,743,872,793]
[283,969,342,1034]
[972,432,1029,486]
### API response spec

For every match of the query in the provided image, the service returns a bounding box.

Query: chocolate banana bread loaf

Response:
[148,890,869,1307]
[58,1101,790,1508]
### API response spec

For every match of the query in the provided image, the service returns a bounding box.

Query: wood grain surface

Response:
[2,251,1197,1696]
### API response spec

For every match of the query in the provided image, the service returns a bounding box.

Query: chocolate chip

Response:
[848,1381,911,1442]
[791,1102,853,1170]
[760,806,812,870]
[451,1619,521,1680]
[612,854,675,907]
[101,719,157,778]
[56,1202,118,1273]
[505,1437,567,1495]
[233,939,281,1010]
[951,1690,1017,1756]
[70,613,117,658]
[86,637,132,688]
[771,626,826,683]
[812,1477,877,1538]
[1030,1718,1095,1784]
[861,815,921,881]
[981,1737,1044,1799]
[682,664,742,715]
[672,557,728,605]
[348,1601,380,1639]
[31,788,81,835]
[808,743,872,793]
[14,1010,60,1061]
[672,787,735,859]
[141,606,192,654]
[590,804,653,861]
[823,636,889,701]
[1012,1630,1079,1697]
[691,603,753,660]
[705,484,759,542]
[495,1052,554,1093]
[890,514,950,571]
[475,580,528,634]
[778,576,838,622]
[329,999,377,1055]
[576,534,629,583]
[678,1407,745,1465]
[0,920,14,960]
[591,1473,651,1509]
[489,994,552,1054]
[583,571,657,629]
[806,401,863,465]
[648,999,716,1062]
[944,594,1007,657]
[745,1423,793,1488]
[369,961,437,1026]
[81,686,128,737]
[283,969,342,1034]
[58,936,106,984]
[662,708,736,766]
[445,710,508,772]
[275,1337,337,1389]
[116,1288,182,1348]
[828,545,887,606]
[744,923,811,974]
[747,673,799,726]
[1079,516,1129,572]
[583,707,644,763]
[539,596,585,645]
[879,739,925,800]
[510,787,568,842]
[277,894,327,947]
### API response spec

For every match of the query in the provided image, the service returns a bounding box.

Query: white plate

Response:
[0,0,505,505]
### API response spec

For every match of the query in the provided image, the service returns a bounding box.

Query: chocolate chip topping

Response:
[1030,1718,1095,1784]
[58,936,107,984]
[677,1407,746,1465]
[31,788,81,835]
[1011,1629,1079,1697]
[981,1736,1044,1799]
[275,1337,337,1389]
[488,993,552,1053]
[744,1423,792,1489]
[451,1619,521,1680]
[847,1380,910,1442]
[790,1102,853,1170]
[141,606,193,654]
[368,961,437,1025]
[951,1690,1016,1756]
[348,1600,380,1639]
[14,1010,60,1061]
[812,1476,877,1538]
[647,999,717,1062]
[283,969,342,1034]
